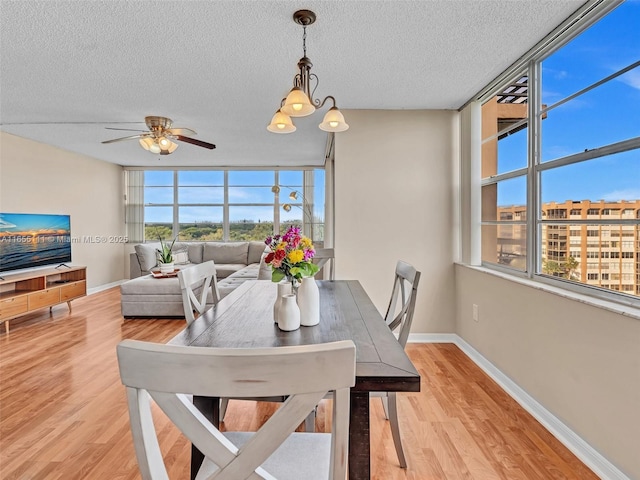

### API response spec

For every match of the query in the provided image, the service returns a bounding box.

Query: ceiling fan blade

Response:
[102,134,147,144]
[176,135,216,150]
[166,127,197,136]
[105,127,148,132]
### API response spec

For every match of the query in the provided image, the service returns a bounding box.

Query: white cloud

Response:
[600,189,640,202]
[618,69,640,90]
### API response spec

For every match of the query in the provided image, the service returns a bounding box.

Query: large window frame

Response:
[125,168,325,245]
[476,0,640,307]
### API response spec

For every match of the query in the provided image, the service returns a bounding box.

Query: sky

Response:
[497,0,640,207]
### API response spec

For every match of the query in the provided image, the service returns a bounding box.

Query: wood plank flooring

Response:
[0,287,599,479]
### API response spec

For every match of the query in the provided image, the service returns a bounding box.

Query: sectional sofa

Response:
[121,241,271,318]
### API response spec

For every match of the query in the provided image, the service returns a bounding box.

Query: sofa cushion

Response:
[248,241,268,264]
[214,264,247,279]
[203,242,249,265]
[186,243,204,264]
[134,243,161,272]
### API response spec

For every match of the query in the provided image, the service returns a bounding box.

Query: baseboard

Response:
[408,333,630,480]
[87,280,126,295]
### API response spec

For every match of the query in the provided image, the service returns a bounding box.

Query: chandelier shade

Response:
[267,10,348,135]
[319,107,349,132]
[267,109,296,133]
[282,87,316,117]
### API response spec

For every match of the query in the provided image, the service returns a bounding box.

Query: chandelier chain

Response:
[302,25,307,57]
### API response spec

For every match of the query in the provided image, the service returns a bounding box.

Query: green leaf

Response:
[271,270,285,283]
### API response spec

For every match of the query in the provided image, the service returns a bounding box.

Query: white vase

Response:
[297,276,320,326]
[278,294,300,331]
[273,282,292,324]
[159,262,174,274]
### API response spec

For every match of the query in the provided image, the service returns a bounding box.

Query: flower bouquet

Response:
[264,225,319,286]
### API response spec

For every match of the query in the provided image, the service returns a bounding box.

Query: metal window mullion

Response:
[538,137,640,170]
[274,171,281,235]
[540,219,640,226]
[173,171,179,237]
[481,167,528,185]
[528,60,541,279]
[223,171,229,241]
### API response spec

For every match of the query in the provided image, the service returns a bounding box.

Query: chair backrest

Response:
[313,248,335,280]
[384,261,421,349]
[117,339,356,480]
[177,261,220,325]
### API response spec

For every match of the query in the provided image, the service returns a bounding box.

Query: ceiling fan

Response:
[102,116,216,155]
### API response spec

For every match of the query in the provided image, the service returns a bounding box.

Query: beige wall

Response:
[334,109,459,333]
[0,132,125,288]
[455,265,640,478]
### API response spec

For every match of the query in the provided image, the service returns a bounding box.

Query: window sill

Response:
[455,263,640,321]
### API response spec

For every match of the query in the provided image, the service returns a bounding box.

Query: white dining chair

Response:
[375,260,421,468]
[117,339,356,480]
[177,261,220,325]
[313,248,335,280]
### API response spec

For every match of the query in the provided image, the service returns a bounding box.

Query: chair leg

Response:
[387,392,407,468]
[220,398,229,422]
[380,395,389,420]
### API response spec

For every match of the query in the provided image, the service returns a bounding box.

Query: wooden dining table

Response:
[169,279,421,480]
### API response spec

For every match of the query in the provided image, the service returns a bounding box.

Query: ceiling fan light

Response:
[267,109,296,134]
[281,87,315,117]
[158,136,171,148]
[149,142,162,154]
[139,137,154,151]
[319,107,349,132]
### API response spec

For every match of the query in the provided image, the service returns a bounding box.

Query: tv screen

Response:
[0,213,72,273]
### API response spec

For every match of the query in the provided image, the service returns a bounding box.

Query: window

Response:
[130,169,325,243]
[479,1,640,304]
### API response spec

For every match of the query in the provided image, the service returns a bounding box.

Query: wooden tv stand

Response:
[0,266,86,334]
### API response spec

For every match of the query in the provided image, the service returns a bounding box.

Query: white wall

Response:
[334,109,459,333]
[0,132,126,288]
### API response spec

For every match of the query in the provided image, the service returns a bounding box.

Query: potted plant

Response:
[156,234,177,274]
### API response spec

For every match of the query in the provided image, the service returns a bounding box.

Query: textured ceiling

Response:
[0,0,585,167]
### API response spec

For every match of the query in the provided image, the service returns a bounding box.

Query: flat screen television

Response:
[0,213,72,273]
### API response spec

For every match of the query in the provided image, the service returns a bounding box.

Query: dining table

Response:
[169,279,421,480]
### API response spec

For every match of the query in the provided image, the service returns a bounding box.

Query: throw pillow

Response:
[173,248,190,265]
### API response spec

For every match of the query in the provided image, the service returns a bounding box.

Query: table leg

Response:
[349,391,370,480]
[191,396,220,480]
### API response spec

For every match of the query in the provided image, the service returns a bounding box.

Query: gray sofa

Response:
[121,241,271,318]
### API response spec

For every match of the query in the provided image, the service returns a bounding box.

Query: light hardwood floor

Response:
[0,287,599,480]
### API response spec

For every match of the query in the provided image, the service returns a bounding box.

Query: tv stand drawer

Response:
[61,281,86,301]
[0,296,28,320]
[28,288,61,310]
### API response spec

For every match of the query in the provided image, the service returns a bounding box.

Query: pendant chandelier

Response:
[267,10,349,134]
